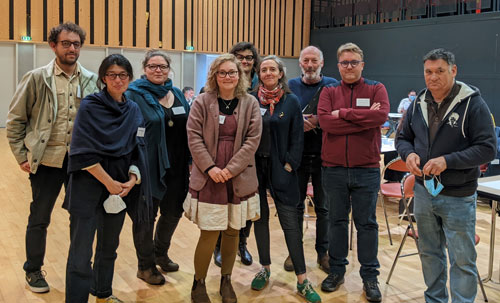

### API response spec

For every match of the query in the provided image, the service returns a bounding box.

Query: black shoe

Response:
[321,273,344,292]
[238,242,253,266]
[25,270,50,293]
[363,280,382,302]
[156,255,180,272]
[213,246,222,267]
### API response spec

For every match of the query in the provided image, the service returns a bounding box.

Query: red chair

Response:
[379,157,410,245]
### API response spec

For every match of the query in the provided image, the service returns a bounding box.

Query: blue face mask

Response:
[409,95,416,101]
[424,175,444,197]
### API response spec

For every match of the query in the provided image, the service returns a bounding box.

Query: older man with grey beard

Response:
[287,46,337,274]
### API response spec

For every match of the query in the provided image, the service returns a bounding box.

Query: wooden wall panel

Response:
[108,0,120,46]
[0,0,8,40]
[13,0,26,41]
[93,0,105,45]
[122,0,133,47]
[47,0,60,36]
[63,0,75,23]
[293,0,303,56]
[4,0,311,57]
[163,0,173,50]
[284,0,293,56]
[79,0,91,42]
[30,1,44,42]
[135,0,147,48]
[174,0,184,50]
[149,0,160,48]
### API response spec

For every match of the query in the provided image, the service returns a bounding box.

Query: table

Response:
[384,113,403,138]
[381,137,396,153]
[477,175,500,283]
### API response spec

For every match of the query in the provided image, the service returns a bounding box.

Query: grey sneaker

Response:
[26,270,50,293]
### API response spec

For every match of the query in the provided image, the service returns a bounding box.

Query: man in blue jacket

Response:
[397,48,497,302]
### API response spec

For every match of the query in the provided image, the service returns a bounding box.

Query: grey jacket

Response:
[6,59,98,173]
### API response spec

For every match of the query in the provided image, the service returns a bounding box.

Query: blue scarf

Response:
[128,76,173,110]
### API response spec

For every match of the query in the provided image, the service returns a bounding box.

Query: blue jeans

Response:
[322,166,381,281]
[297,155,329,257]
[414,183,477,303]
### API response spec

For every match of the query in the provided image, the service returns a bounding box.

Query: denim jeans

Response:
[413,183,477,303]
[297,155,329,257]
[253,156,307,275]
[322,166,381,281]
[24,158,68,273]
[65,208,126,302]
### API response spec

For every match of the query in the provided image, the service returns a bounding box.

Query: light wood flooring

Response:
[0,128,499,302]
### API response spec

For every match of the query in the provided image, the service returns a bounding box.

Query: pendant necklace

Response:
[221,98,233,109]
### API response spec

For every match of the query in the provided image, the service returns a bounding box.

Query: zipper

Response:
[346,84,353,167]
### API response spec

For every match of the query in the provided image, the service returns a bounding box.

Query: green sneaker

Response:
[297,279,321,303]
[251,267,270,290]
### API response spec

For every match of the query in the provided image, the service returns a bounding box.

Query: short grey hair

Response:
[299,46,324,61]
[423,48,455,67]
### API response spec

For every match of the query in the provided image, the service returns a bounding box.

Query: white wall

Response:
[0,42,298,127]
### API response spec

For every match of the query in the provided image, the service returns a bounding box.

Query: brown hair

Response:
[337,42,364,60]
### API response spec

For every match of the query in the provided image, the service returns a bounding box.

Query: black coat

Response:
[253,91,304,206]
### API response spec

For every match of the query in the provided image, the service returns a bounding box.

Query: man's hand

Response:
[331,110,339,119]
[370,102,381,110]
[406,153,422,176]
[423,156,447,176]
[303,114,318,132]
[19,161,30,173]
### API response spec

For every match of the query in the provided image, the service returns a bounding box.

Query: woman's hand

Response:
[106,180,124,195]
[284,162,292,173]
[119,174,137,197]
[208,167,224,183]
[219,168,233,182]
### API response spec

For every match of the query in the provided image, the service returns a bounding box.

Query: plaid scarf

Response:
[258,84,284,115]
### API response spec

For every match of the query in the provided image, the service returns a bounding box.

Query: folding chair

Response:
[379,157,410,245]
[304,182,316,230]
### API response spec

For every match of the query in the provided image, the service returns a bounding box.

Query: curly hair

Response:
[229,42,261,74]
[48,22,86,46]
[204,53,248,98]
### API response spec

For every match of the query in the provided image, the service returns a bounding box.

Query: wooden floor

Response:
[0,127,499,302]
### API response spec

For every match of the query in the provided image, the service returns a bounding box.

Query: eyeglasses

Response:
[217,70,239,78]
[146,64,170,71]
[58,40,82,49]
[338,60,362,68]
[235,54,254,62]
[105,72,130,80]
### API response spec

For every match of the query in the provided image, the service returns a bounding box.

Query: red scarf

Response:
[258,84,284,115]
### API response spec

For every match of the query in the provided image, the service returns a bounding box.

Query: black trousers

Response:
[24,157,68,273]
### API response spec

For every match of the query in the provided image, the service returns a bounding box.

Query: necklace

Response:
[221,98,233,109]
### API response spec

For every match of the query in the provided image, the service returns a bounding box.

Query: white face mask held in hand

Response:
[103,195,127,214]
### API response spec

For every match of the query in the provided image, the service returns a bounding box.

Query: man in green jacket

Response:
[6,22,98,294]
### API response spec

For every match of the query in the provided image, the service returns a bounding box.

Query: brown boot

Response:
[317,254,330,274]
[191,278,211,303]
[219,275,237,303]
[137,267,166,285]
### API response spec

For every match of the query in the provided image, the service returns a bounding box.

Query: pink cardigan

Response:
[187,92,262,198]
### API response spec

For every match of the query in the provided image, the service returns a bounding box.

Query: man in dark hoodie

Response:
[396,48,497,303]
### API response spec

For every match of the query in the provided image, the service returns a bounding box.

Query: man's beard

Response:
[301,66,322,82]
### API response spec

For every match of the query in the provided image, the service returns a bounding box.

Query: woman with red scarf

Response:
[250,56,321,303]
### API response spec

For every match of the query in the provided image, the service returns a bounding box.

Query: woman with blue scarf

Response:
[125,50,190,285]
[65,54,150,303]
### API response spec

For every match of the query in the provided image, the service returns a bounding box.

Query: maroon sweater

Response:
[318,78,389,168]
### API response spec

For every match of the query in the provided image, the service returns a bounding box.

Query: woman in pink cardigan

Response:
[184,53,262,303]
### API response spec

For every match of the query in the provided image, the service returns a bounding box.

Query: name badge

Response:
[137,127,145,137]
[172,106,186,115]
[219,115,226,124]
[260,108,267,116]
[356,98,370,107]
[76,85,82,98]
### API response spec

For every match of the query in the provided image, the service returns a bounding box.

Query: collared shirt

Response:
[41,62,81,167]
[425,82,461,144]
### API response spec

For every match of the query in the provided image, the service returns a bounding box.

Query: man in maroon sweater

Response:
[317,42,389,302]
